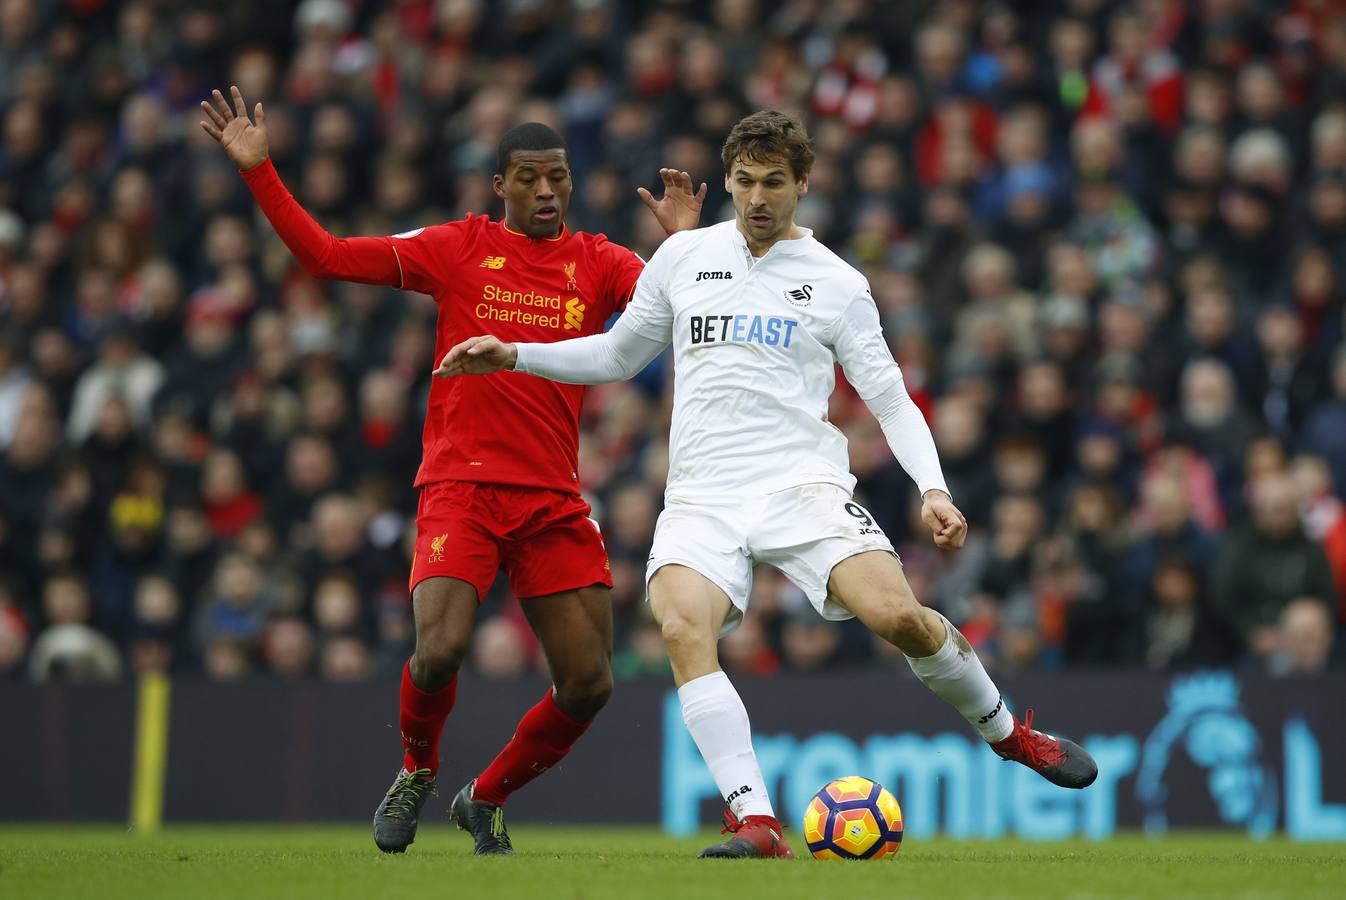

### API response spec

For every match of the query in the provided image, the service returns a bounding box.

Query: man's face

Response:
[494,149,571,238]
[1251,476,1300,538]
[725,155,806,246]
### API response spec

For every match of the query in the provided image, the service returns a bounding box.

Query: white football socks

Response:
[905,616,1014,743]
[678,670,775,821]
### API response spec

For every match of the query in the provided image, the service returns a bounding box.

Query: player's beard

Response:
[741,199,796,244]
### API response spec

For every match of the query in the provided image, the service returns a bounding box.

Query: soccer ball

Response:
[802,775,904,861]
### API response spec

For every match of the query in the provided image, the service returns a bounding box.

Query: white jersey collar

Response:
[727,220,815,260]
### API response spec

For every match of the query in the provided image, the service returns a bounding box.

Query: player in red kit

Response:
[200,86,705,854]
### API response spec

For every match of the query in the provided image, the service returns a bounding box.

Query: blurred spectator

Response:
[193,552,273,659]
[975,493,1046,612]
[29,571,122,682]
[1302,347,1346,500]
[1125,474,1219,589]
[471,616,531,680]
[264,616,315,680]
[953,243,1038,364]
[613,618,670,679]
[932,395,995,527]
[1249,305,1320,442]
[66,326,164,444]
[1067,134,1160,290]
[127,575,180,674]
[1292,454,1346,624]
[204,636,252,681]
[1176,358,1259,509]
[1012,360,1076,475]
[1211,473,1338,652]
[201,448,263,538]
[721,615,780,677]
[1136,555,1232,671]
[1262,598,1337,677]
[320,634,372,682]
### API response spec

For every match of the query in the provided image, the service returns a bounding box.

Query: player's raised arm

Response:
[638,168,708,235]
[200,85,415,289]
[434,317,668,385]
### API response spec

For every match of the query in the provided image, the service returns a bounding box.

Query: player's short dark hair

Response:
[496,123,567,175]
[720,109,815,181]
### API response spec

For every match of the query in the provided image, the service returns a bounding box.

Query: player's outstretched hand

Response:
[921,490,967,550]
[638,168,708,235]
[200,85,269,171]
[434,335,518,378]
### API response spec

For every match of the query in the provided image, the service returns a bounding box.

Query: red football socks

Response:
[472,691,591,805]
[399,659,458,775]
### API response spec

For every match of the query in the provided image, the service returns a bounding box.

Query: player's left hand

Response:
[921,490,967,550]
[434,335,517,377]
[638,168,708,235]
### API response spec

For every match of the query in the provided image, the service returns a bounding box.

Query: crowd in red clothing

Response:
[1,0,1344,683]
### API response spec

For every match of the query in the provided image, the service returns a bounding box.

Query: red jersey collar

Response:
[500,219,570,242]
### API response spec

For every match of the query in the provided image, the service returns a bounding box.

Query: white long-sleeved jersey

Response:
[514,219,948,502]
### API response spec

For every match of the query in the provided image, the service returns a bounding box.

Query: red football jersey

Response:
[241,160,644,493]
[386,216,642,488]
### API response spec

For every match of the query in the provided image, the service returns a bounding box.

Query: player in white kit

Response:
[437,110,1098,858]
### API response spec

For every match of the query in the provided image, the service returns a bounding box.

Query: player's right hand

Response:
[921,490,968,551]
[434,335,518,377]
[200,85,269,171]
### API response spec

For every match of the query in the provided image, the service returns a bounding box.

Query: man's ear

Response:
[492,173,506,199]
[797,173,809,197]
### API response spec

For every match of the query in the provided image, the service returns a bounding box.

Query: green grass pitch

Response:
[2,826,1343,900]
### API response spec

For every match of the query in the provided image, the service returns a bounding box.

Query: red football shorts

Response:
[408,480,612,601]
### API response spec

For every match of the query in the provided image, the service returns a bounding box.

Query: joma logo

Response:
[695,271,733,282]
[725,784,753,803]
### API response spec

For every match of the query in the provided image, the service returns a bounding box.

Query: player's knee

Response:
[410,633,469,689]
[658,610,707,651]
[873,597,926,643]
[552,665,613,722]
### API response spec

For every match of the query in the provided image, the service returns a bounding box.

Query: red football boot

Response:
[990,708,1098,789]
[698,809,795,859]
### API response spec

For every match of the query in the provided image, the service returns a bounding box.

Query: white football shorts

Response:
[645,483,898,635]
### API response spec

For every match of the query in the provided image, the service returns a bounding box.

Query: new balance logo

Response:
[783,284,813,307]
[695,271,732,282]
[978,696,1003,725]
[724,784,753,804]
[564,297,586,330]
[480,255,507,269]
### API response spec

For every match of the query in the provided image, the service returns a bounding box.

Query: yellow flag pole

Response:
[129,671,171,833]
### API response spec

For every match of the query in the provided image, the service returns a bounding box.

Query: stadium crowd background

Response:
[2,0,1345,685]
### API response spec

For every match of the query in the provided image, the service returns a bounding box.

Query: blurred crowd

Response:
[2,0,1345,685]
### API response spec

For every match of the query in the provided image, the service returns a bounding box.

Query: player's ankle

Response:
[742,814,781,829]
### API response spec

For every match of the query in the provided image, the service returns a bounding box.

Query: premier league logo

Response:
[1136,673,1278,838]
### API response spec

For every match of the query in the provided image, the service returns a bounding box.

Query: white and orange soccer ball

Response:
[802,775,904,861]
